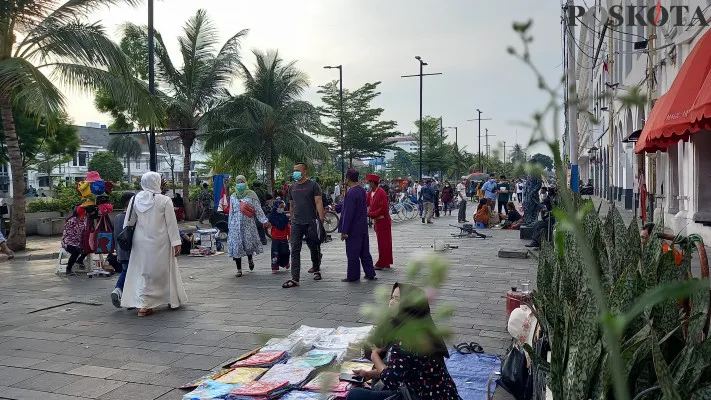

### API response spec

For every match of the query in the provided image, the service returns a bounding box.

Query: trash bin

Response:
[37,217,52,236]
[51,218,65,235]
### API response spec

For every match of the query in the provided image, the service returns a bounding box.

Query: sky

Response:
[66,0,565,158]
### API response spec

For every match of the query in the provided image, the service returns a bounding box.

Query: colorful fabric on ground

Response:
[217,368,269,384]
[231,351,288,368]
[228,381,289,398]
[280,391,333,400]
[445,350,501,400]
[287,326,335,347]
[340,360,373,375]
[258,364,315,387]
[179,369,232,389]
[303,372,352,393]
[183,379,241,399]
[287,352,336,368]
[260,337,305,355]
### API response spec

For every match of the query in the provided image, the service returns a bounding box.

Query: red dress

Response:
[368,187,393,268]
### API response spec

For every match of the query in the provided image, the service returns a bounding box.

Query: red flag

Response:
[603,61,609,74]
[218,185,230,212]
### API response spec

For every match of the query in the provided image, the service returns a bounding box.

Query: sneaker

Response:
[111,288,122,308]
[65,270,78,276]
[422,218,425,223]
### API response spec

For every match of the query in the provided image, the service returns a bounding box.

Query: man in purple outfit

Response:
[339,169,377,283]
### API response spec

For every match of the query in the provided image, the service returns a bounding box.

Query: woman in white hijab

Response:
[121,172,187,316]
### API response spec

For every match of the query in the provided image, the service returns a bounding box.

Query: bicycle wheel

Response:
[404,203,418,220]
[323,211,339,233]
[392,204,405,222]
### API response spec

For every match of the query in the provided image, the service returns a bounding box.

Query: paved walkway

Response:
[0,214,534,399]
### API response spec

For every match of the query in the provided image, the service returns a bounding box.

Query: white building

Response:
[17,123,204,192]
[572,0,711,243]
[383,135,419,160]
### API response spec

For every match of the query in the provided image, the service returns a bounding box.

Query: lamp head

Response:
[415,56,421,60]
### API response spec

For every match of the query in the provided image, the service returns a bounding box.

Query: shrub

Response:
[27,199,66,213]
[87,152,124,182]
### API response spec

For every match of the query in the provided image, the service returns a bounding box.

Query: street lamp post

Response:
[148,0,156,172]
[467,109,491,172]
[401,57,442,180]
[324,65,344,182]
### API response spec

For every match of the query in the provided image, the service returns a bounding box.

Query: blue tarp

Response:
[446,350,501,400]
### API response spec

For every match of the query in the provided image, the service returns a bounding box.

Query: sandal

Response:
[282,280,299,288]
[313,272,322,281]
[236,270,243,277]
[307,268,314,273]
[271,268,279,274]
[454,342,484,354]
[138,308,154,317]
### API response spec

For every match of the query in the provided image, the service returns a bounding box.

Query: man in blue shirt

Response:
[419,180,436,224]
[481,174,499,201]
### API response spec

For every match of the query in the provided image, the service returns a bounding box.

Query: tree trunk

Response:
[181,137,193,218]
[1,94,27,251]
[266,144,274,196]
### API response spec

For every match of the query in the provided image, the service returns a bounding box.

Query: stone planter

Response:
[26,211,64,235]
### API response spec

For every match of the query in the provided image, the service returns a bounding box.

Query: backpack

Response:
[91,214,114,254]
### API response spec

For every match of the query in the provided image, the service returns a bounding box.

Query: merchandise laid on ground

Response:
[180,325,500,400]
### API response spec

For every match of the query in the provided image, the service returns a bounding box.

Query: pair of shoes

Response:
[341,278,359,283]
[427,221,433,224]
[111,288,122,308]
[364,276,377,281]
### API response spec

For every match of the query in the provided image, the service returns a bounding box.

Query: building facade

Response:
[573,0,711,243]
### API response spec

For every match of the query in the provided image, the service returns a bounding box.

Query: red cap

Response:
[366,174,380,182]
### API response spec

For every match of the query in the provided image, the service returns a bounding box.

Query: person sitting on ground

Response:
[61,206,88,276]
[0,230,14,259]
[474,198,490,227]
[501,201,522,230]
[179,229,193,255]
[348,283,459,400]
[526,187,557,249]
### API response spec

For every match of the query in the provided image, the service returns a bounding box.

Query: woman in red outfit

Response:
[366,174,393,270]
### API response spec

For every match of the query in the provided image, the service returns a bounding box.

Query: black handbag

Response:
[116,199,136,252]
[385,381,421,400]
[306,218,326,246]
[499,343,533,400]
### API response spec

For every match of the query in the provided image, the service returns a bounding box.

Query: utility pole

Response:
[502,141,507,164]
[484,129,496,162]
[646,22,658,221]
[608,17,615,202]
[446,126,459,178]
[147,0,156,172]
[467,110,492,171]
[566,0,579,193]
[401,57,442,180]
[324,65,344,181]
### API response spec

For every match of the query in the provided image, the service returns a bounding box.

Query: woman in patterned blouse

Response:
[61,206,87,276]
[348,283,459,400]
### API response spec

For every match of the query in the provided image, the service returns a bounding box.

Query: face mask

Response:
[365,184,371,191]
[293,171,302,181]
[236,183,246,191]
[277,208,285,214]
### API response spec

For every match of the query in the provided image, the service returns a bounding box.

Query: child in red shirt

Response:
[268,200,291,273]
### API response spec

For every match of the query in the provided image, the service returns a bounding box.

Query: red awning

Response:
[636,28,711,154]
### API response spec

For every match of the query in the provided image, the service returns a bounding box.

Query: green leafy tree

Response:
[389,149,417,178]
[509,143,527,164]
[318,81,398,167]
[530,152,554,171]
[0,0,162,250]
[117,10,247,202]
[107,135,142,181]
[417,116,449,177]
[87,152,124,183]
[204,50,330,193]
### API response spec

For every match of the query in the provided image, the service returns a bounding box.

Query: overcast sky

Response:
[66,0,564,157]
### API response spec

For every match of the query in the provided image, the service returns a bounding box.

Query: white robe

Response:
[121,194,187,309]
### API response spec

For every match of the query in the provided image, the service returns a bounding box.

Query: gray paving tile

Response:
[119,362,170,374]
[98,383,173,400]
[54,377,126,398]
[0,386,93,400]
[0,366,45,386]
[169,354,228,371]
[0,356,46,368]
[67,365,120,379]
[11,371,83,392]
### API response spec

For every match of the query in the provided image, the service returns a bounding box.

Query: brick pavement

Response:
[0,214,534,399]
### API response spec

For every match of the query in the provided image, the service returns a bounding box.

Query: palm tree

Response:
[123,9,248,203]
[107,135,142,182]
[0,0,161,250]
[204,50,330,193]
[510,144,527,164]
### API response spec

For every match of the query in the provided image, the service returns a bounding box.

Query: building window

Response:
[38,176,51,187]
[73,151,88,167]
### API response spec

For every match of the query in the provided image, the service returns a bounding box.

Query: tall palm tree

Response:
[204,50,330,193]
[0,0,161,250]
[107,135,142,182]
[123,9,248,204]
[510,144,527,164]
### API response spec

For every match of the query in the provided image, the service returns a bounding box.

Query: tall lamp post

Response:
[446,126,458,177]
[467,109,491,171]
[324,65,344,182]
[401,56,442,180]
[147,0,157,172]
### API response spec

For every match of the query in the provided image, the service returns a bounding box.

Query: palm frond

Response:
[50,63,164,126]
[0,58,65,128]
[107,134,142,159]
[179,9,219,98]
[17,0,142,35]
[17,20,131,76]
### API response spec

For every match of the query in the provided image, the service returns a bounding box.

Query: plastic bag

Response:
[183,379,241,400]
[499,343,532,400]
[260,337,305,356]
[288,326,335,347]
